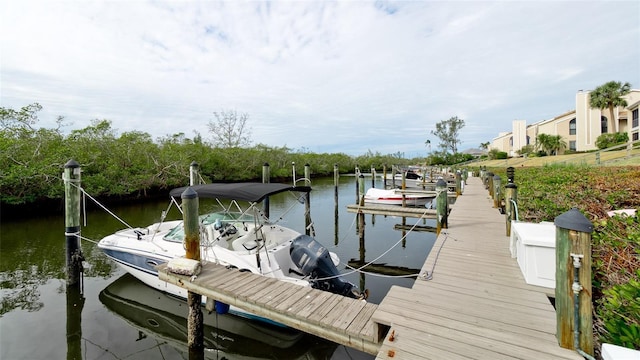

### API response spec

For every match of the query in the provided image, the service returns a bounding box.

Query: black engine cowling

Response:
[290,235,364,299]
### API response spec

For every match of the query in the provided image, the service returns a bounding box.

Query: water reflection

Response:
[99,274,337,359]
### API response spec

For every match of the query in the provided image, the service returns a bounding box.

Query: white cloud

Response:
[1,0,638,156]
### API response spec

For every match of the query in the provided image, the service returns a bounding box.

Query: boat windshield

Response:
[163,212,255,243]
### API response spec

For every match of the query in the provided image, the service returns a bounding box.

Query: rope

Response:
[68,181,134,230]
[313,206,433,281]
[423,231,453,281]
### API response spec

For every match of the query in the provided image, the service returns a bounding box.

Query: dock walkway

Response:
[372,176,582,360]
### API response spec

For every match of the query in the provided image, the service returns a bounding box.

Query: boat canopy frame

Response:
[169,183,311,203]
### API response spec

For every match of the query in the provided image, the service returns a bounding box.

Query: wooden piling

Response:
[492,174,501,209]
[455,170,462,196]
[189,161,199,186]
[304,164,312,236]
[263,162,270,219]
[435,178,448,234]
[63,159,83,286]
[334,164,339,246]
[554,208,594,356]
[383,165,387,189]
[371,167,376,188]
[505,167,517,236]
[182,187,203,352]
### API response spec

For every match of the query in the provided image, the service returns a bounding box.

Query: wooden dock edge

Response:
[157,263,387,355]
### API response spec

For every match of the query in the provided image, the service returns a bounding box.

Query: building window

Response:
[601,116,608,133]
[526,135,530,145]
[569,141,576,151]
[569,118,576,135]
[633,132,639,141]
[509,136,513,146]
[633,109,639,128]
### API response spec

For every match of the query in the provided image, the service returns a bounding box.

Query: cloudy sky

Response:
[2,1,639,156]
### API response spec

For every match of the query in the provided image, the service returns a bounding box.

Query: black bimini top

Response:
[169,182,311,203]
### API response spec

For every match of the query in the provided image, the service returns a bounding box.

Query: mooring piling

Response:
[492,174,502,209]
[263,162,270,219]
[435,178,448,234]
[505,167,518,236]
[181,187,204,354]
[189,161,199,186]
[63,159,83,287]
[304,163,312,236]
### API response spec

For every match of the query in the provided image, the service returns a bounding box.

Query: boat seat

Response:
[231,234,263,252]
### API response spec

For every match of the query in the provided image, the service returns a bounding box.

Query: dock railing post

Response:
[504,167,517,236]
[492,174,502,209]
[554,208,594,357]
[436,178,448,235]
[182,187,203,354]
[304,163,312,236]
[63,159,83,286]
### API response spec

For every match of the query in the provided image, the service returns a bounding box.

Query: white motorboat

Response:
[98,182,365,323]
[364,187,434,207]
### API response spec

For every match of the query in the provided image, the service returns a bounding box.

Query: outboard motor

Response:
[290,235,365,300]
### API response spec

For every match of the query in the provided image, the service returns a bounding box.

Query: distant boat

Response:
[364,188,434,207]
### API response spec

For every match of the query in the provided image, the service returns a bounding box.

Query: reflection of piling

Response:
[435,179,448,234]
[182,188,203,354]
[63,159,83,287]
[66,280,84,360]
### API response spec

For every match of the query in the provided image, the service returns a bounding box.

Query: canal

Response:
[1,176,437,359]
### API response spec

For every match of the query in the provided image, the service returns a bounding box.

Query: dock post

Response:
[292,162,296,185]
[383,165,387,189]
[334,164,339,246]
[554,208,594,356]
[63,159,85,360]
[304,164,312,236]
[455,170,462,196]
[504,167,517,236]
[63,159,83,287]
[182,188,203,354]
[371,166,376,188]
[435,178,448,234]
[190,161,199,186]
[492,174,502,209]
[358,173,365,205]
[263,162,270,219]
[355,165,360,203]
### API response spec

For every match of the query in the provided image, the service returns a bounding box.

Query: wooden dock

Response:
[372,176,582,360]
[157,176,583,359]
[346,203,438,218]
[157,262,386,354]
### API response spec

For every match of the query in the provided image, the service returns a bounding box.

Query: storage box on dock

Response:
[510,221,556,289]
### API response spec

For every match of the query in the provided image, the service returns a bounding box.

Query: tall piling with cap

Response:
[64,160,84,360]
[554,208,594,356]
[182,187,203,354]
[63,159,83,286]
[435,178,448,234]
[504,167,518,236]
[304,164,312,236]
[263,163,270,219]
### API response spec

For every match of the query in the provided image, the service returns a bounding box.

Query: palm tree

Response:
[536,134,566,155]
[589,81,632,133]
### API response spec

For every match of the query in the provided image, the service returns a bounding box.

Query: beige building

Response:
[492,89,640,155]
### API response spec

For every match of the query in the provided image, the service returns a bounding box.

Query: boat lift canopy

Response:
[169,183,311,203]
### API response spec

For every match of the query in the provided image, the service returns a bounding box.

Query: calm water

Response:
[1,176,436,360]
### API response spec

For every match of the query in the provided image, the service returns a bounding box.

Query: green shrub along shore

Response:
[474,165,640,352]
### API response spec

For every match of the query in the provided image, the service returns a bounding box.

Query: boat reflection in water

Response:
[100,274,337,359]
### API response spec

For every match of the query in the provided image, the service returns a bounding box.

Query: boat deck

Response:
[372,176,582,359]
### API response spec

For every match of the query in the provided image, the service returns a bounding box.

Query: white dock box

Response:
[510,221,556,289]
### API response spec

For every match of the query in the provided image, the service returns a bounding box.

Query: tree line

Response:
[1,103,426,210]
